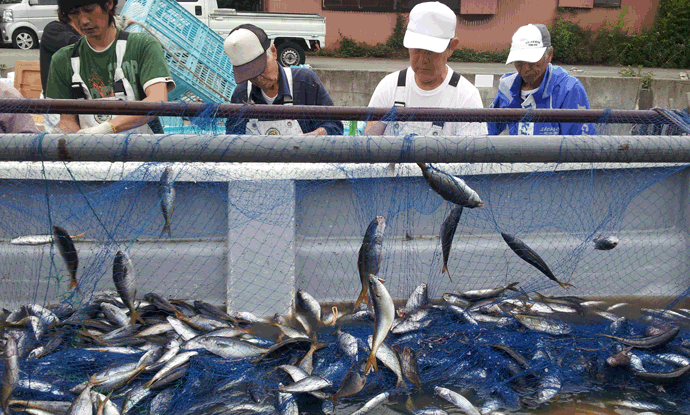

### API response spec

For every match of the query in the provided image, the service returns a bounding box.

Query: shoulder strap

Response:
[433,70,461,128]
[449,71,460,87]
[393,68,407,107]
[282,66,293,106]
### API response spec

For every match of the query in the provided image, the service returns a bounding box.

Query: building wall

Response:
[266,0,660,52]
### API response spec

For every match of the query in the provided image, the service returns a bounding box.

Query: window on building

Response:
[323,0,455,13]
[593,0,621,7]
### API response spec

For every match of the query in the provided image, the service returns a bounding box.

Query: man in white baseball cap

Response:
[223,24,343,136]
[365,1,487,137]
[489,23,595,135]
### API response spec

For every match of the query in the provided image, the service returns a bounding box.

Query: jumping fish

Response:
[440,204,463,281]
[159,166,175,238]
[418,163,483,208]
[500,232,573,289]
[52,225,79,290]
[353,216,385,312]
[364,275,395,375]
[113,251,145,325]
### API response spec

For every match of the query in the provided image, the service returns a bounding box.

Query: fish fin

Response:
[71,231,88,240]
[364,350,377,374]
[558,281,575,289]
[396,375,405,388]
[130,309,146,326]
[353,288,368,312]
[69,278,79,291]
[442,265,452,282]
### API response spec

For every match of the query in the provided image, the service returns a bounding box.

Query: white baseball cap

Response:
[224,24,272,84]
[506,23,552,64]
[403,1,457,53]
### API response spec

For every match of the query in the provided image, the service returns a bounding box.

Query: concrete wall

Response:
[0,161,688,317]
[314,68,690,110]
[266,0,661,52]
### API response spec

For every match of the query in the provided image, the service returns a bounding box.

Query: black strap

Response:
[394,68,407,107]
[434,71,460,127]
[71,30,130,99]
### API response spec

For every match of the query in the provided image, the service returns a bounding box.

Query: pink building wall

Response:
[266,0,661,52]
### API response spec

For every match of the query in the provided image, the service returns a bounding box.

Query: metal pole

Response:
[0,98,662,123]
[2,134,690,163]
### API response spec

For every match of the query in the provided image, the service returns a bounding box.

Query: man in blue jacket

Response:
[488,24,595,135]
[224,24,343,136]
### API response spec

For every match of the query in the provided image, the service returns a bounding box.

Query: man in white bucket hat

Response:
[488,23,595,135]
[365,1,487,137]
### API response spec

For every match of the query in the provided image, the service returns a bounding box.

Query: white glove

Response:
[77,122,115,134]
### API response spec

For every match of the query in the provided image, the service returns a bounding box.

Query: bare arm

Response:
[304,127,327,135]
[364,120,387,136]
[109,82,168,132]
[56,114,81,133]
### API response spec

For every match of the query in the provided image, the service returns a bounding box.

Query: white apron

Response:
[244,67,303,136]
[70,31,152,134]
[384,68,460,136]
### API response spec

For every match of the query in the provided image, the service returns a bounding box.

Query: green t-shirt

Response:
[46,29,173,133]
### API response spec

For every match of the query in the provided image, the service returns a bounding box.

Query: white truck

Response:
[176,0,326,67]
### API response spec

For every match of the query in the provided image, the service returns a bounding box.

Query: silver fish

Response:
[514,314,572,335]
[145,351,198,388]
[442,293,471,308]
[365,275,395,375]
[275,365,329,400]
[331,367,366,410]
[365,335,404,387]
[412,409,449,415]
[296,289,322,325]
[149,387,174,414]
[434,386,480,415]
[6,400,72,414]
[460,282,520,301]
[354,216,385,312]
[403,283,430,315]
[66,384,92,415]
[159,166,175,238]
[10,231,86,246]
[52,225,79,291]
[1,336,19,413]
[91,390,120,415]
[336,327,359,361]
[276,388,298,415]
[418,163,483,208]
[594,235,618,250]
[166,316,200,341]
[401,346,422,392]
[391,319,431,334]
[100,302,130,328]
[121,384,153,415]
[279,375,332,393]
[440,204,463,280]
[350,391,390,415]
[182,336,267,359]
[113,251,144,325]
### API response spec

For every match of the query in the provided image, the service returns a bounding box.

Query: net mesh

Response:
[0,104,689,415]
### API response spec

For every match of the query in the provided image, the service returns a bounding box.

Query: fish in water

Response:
[113,250,145,325]
[159,166,175,238]
[364,275,395,375]
[52,225,79,290]
[417,163,483,208]
[353,216,385,312]
[500,232,573,289]
[440,204,463,281]
[594,235,619,250]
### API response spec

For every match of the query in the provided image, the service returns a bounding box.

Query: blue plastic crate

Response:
[121,0,236,104]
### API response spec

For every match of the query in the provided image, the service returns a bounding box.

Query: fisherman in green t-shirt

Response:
[45,0,175,134]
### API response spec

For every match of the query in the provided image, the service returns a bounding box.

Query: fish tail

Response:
[353,288,368,312]
[396,375,405,388]
[506,282,520,292]
[558,281,575,289]
[364,350,377,374]
[71,231,88,240]
[130,309,146,325]
[442,265,452,282]
[69,277,79,291]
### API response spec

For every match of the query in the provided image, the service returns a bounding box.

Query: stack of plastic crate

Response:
[120,0,236,132]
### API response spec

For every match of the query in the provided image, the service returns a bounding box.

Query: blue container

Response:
[121,0,236,104]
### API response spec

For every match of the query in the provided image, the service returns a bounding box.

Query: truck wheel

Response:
[277,42,305,67]
[12,29,38,50]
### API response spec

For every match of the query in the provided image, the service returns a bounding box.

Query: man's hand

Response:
[77,122,115,134]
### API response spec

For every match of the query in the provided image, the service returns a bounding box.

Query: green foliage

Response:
[618,65,654,89]
[549,0,689,68]
[449,48,509,63]
[385,13,406,49]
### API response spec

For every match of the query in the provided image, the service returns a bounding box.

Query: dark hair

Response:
[58,0,118,27]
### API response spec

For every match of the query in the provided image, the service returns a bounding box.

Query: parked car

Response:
[176,0,326,67]
[0,0,57,49]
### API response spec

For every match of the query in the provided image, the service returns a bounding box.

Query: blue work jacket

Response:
[488,64,596,135]
[225,65,343,135]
